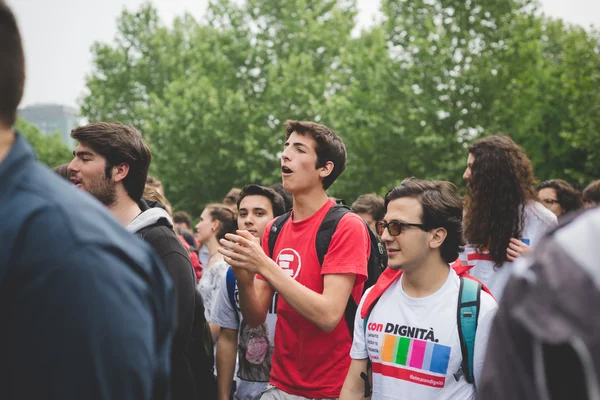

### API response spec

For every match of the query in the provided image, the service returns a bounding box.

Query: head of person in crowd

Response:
[52,163,69,180]
[68,122,151,208]
[351,193,385,232]
[146,174,164,195]
[142,185,171,216]
[583,179,600,209]
[378,178,464,271]
[223,187,241,213]
[269,182,293,212]
[195,204,236,264]
[0,0,24,138]
[281,120,346,195]
[536,179,583,217]
[237,184,285,239]
[463,135,537,267]
[173,211,193,232]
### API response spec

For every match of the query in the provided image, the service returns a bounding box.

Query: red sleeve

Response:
[321,212,370,285]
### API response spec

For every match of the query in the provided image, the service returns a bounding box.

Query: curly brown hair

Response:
[464,135,537,267]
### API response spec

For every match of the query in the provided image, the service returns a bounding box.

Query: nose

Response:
[67,158,78,175]
[243,215,254,227]
[379,225,393,243]
[463,168,470,181]
[281,147,291,162]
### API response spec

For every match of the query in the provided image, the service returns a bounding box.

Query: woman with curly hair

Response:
[461,135,557,298]
[536,179,583,218]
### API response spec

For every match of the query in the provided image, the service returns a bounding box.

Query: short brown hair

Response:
[0,1,25,127]
[352,193,385,222]
[223,188,241,206]
[583,180,600,204]
[284,120,346,190]
[71,122,151,202]
[173,211,192,228]
[385,178,464,263]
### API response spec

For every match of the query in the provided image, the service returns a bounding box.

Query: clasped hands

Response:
[218,230,271,284]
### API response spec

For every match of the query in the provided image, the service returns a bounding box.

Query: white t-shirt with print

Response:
[461,201,557,299]
[350,268,497,400]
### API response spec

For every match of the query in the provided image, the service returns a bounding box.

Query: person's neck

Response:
[401,256,450,298]
[205,236,222,267]
[291,188,329,221]
[109,195,142,227]
[0,128,16,165]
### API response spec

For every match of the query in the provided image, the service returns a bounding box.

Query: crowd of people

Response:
[2,1,600,399]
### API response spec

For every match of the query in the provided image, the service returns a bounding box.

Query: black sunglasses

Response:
[375,221,427,237]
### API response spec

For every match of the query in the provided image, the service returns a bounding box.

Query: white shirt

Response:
[461,201,557,299]
[350,269,497,400]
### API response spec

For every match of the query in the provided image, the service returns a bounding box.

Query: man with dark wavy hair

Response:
[461,135,557,299]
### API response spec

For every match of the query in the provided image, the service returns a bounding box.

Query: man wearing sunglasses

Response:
[341,178,497,400]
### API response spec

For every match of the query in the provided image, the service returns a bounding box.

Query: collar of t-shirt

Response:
[395,268,455,308]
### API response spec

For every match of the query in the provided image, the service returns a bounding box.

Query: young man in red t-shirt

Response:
[219,120,370,399]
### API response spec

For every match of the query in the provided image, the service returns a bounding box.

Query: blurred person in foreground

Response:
[478,207,600,400]
[0,1,174,398]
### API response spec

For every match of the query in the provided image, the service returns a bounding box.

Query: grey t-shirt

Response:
[198,261,229,321]
[211,269,278,400]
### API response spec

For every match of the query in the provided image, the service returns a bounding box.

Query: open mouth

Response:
[70,177,83,188]
[281,166,293,174]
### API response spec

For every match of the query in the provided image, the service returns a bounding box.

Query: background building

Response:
[19,104,80,147]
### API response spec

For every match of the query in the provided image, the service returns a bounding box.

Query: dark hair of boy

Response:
[71,122,151,202]
[284,120,347,190]
[238,184,286,218]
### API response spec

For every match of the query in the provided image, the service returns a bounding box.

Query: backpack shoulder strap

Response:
[268,211,292,258]
[455,276,482,384]
[225,268,238,316]
[316,205,352,265]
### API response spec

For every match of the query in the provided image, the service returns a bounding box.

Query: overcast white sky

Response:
[7,0,600,110]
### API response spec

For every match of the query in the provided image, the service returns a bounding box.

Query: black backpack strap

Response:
[268,211,292,258]
[316,205,352,265]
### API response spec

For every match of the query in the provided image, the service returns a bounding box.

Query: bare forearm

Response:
[237,281,269,327]
[260,263,353,332]
[340,359,371,400]
[216,329,238,400]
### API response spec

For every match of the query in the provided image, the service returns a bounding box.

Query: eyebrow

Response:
[283,141,310,151]
[73,150,94,158]
[239,207,269,213]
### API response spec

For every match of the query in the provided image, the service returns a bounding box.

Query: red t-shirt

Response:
[259,199,370,398]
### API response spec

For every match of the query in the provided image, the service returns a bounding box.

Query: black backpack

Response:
[267,204,387,336]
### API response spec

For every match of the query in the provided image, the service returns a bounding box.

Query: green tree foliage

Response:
[15,119,72,168]
[81,0,600,215]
